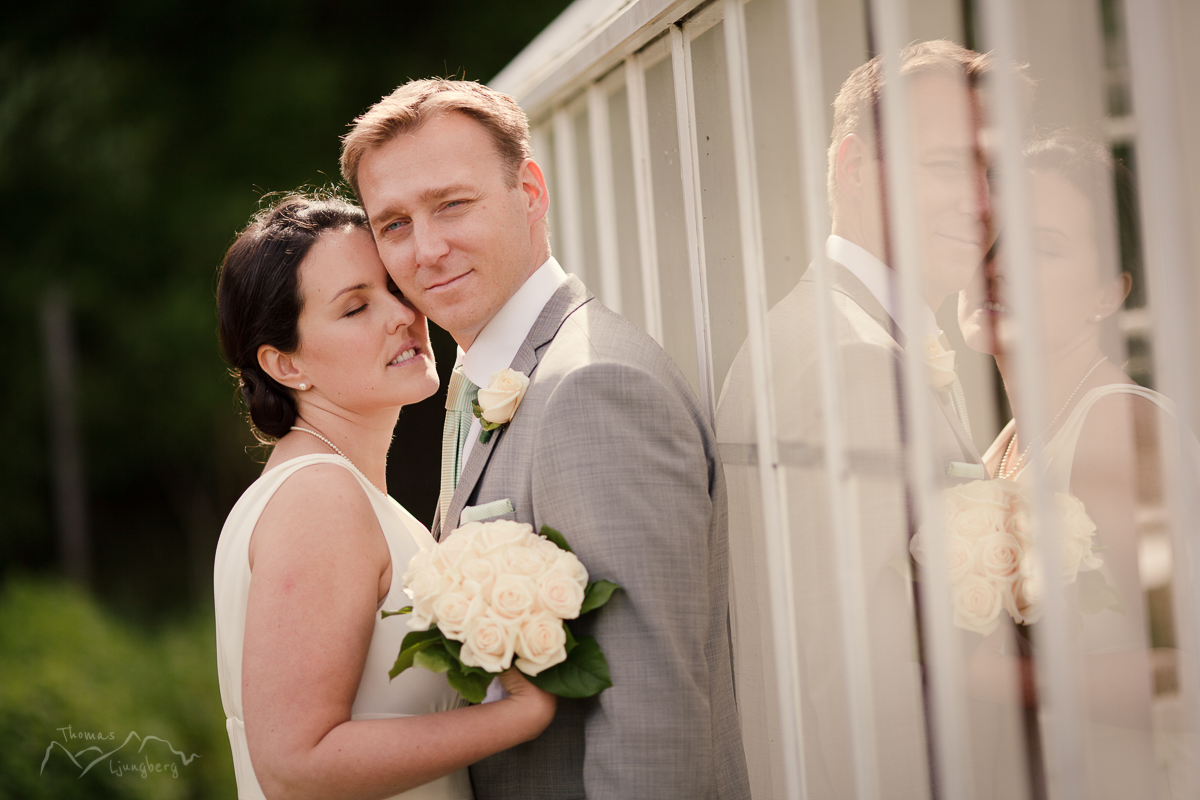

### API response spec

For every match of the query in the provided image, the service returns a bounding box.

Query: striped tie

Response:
[438,367,479,530]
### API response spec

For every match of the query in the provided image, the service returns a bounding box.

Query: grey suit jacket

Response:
[716,262,983,800]
[437,276,750,800]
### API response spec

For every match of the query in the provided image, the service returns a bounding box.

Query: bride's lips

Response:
[387,340,424,368]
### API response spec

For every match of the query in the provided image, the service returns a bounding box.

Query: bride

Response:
[213,193,555,800]
[958,133,1192,797]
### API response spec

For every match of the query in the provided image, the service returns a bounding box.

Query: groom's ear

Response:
[517,158,550,227]
[258,344,305,390]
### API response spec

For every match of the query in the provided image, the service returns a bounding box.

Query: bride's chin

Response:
[396,371,441,407]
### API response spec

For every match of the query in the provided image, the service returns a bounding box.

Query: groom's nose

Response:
[412,220,451,269]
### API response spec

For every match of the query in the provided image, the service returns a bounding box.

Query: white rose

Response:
[433,589,483,642]
[403,548,432,587]
[436,526,482,571]
[531,536,564,562]
[459,611,517,673]
[460,557,497,600]
[404,561,447,605]
[951,504,1006,541]
[923,333,957,391]
[538,568,586,619]
[978,531,1022,581]
[479,520,533,553]
[499,542,550,578]
[1005,575,1041,625]
[407,607,434,632]
[1055,492,1102,577]
[515,613,568,676]
[491,574,539,620]
[952,574,1004,635]
[476,368,530,425]
[553,551,589,588]
[1008,507,1035,550]
[946,535,978,583]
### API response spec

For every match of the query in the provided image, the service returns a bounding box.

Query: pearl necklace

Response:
[290,426,386,496]
[997,356,1107,479]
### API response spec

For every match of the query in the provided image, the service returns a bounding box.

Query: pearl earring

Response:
[298,383,308,390]
[1092,314,1103,323]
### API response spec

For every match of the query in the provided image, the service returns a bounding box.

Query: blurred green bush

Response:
[0,578,235,798]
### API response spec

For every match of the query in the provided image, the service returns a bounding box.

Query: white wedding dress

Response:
[986,383,1198,800]
[214,454,474,800]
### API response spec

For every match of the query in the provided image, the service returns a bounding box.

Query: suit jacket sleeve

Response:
[532,361,718,799]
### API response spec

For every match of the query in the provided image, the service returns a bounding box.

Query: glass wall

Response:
[494,0,1200,796]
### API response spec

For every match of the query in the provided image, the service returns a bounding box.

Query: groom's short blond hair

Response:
[340,79,532,201]
[827,40,995,199]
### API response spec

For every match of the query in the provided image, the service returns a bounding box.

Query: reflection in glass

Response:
[954,132,1196,798]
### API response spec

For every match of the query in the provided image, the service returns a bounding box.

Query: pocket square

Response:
[459,498,515,525]
[946,461,988,480]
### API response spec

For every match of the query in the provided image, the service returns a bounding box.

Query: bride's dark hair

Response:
[217,192,369,441]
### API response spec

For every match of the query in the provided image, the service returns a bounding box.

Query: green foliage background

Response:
[0,1,570,794]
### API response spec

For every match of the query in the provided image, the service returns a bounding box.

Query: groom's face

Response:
[356,112,547,349]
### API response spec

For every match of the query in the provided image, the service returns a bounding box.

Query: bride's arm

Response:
[242,464,555,800]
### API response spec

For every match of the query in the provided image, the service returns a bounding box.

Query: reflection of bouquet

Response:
[909,479,1105,635]
[383,520,621,702]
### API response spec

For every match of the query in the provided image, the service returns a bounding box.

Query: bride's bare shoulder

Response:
[249,461,383,570]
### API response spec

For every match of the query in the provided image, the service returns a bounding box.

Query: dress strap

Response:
[1036,384,1173,490]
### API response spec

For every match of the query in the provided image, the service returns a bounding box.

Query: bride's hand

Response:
[497,668,557,740]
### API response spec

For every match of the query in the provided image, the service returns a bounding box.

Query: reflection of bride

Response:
[957,133,1195,798]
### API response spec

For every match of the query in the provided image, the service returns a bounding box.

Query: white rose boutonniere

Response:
[472,368,530,443]
[924,332,957,392]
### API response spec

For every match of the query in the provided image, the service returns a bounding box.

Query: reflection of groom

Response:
[343,80,749,800]
[717,40,993,799]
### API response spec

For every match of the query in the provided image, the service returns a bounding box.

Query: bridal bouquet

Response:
[909,479,1108,636]
[383,519,621,702]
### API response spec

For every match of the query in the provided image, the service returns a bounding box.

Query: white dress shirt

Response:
[826,234,940,341]
[457,256,568,464]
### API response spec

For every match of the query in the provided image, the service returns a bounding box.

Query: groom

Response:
[342,80,750,800]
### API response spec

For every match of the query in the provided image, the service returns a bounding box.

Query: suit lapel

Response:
[441,276,593,536]
[805,260,983,466]
[934,384,983,464]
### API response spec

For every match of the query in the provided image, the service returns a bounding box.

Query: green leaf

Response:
[447,665,494,704]
[389,638,437,679]
[414,643,456,674]
[525,635,612,698]
[399,628,443,650]
[580,580,622,615]
[442,638,463,659]
[380,606,412,619]
[563,621,577,652]
[471,402,503,432]
[389,628,445,679]
[539,525,573,553]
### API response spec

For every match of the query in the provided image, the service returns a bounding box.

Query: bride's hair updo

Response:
[217,193,369,440]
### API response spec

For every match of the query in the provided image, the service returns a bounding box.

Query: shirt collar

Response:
[825,235,940,340]
[457,256,568,387]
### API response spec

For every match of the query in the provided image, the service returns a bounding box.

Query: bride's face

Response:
[291,227,439,413]
[958,170,1114,356]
